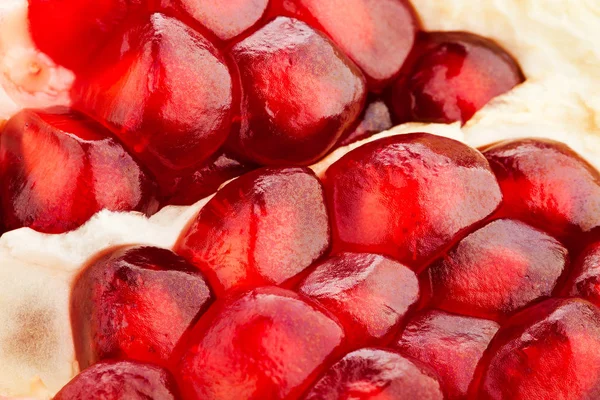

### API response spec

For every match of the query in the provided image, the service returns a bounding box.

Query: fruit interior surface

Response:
[3,0,600,399]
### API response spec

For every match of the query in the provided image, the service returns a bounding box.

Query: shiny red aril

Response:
[483,138,600,244]
[228,16,367,165]
[304,348,444,399]
[427,219,568,321]
[0,108,158,234]
[324,132,502,270]
[71,246,213,369]
[397,310,500,400]
[472,298,600,399]
[562,242,600,307]
[175,287,345,400]
[53,360,180,400]
[291,0,420,91]
[298,252,419,347]
[175,167,330,295]
[391,31,524,124]
[72,13,234,186]
[338,98,393,146]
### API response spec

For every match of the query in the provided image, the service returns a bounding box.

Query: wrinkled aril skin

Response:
[53,360,180,400]
[471,299,600,400]
[484,138,600,244]
[0,108,158,234]
[229,17,367,166]
[324,132,502,270]
[299,252,419,347]
[338,98,393,146]
[176,167,330,295]
[71,246,213,369]
[304,348,444,400]
[288,0,420,91]
[175,287,345,400]
[427,219,568,321]
[72,13,234,188]
[562,242,600,307]
[397,310,500,400]
[391,32,524,124]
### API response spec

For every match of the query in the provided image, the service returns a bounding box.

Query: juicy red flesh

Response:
[290,0,421,91]
[391,32,524,124]
[484,138,600,244]
[0,108,158,234]
[397,310,500,399]
[175,287,345,400]
[427,219,568,321]
[54,360,179,400]
[228,16,367,166]
[471,298,600,399]
[562,242,600,307]
[304,348,444,399]
[72,13,234,185]
[299,252,419,347]
[324,132,502,270]
[338,98,393,146]
[175,167,330,295]
[71,246,213,369]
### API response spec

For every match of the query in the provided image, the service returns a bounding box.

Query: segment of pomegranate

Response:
[72,13,234,185]
[71,246,213,369]
[53,360,180,400]
[427,219,568,321]
[175,287,345,400]
[0,108,158,234]
[338,98,393,146]
[483,138,600,244]
[228,16,367,166]
[562,242,600,307]
[391,32,524,124]
[397,310,500,399]
[291,0,420,91]
[471,298,600,399]
[324,133,502,270]
[175,167,330,295]
[304,348,444,399]
[298,252,419,347]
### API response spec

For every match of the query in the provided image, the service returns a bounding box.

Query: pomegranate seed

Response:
[427,219,568,321]
[397,310,500,399]
[304,348,444,399]
[298,252,419,347]
[324,133,502,270]
[53,360,179,400]
[0,108,158,234]
[175,167,330,295]
[562,242,600,307]
[391,32,524,124]
[472,298,600,399]
[72,13,234,185]
[175,287,345,400]
[483,138,600,244]
[338,98,393,146]
[228,16,367,166]
[71,246,213,369]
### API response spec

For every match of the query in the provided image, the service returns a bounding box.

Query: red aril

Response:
[175,167,330,295]
[562,242,600,307]
[338,98,393,146]
[397,310,500,400]
[290,0,421,91]
[324,133,502,270]
[72,13,234,186]
[0,108,158,234]
[298,252,419,347]
[471,298,600,399]
[391,32,524,124]
[71,246,213,369]
[228,16,367,165]
[304,348,444,399]
[483,138,600,244]
[174,287,345,400]
[427,219,568,321]
[53,360,180,400]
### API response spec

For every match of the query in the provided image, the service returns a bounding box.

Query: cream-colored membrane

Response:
[0,0,599,397]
